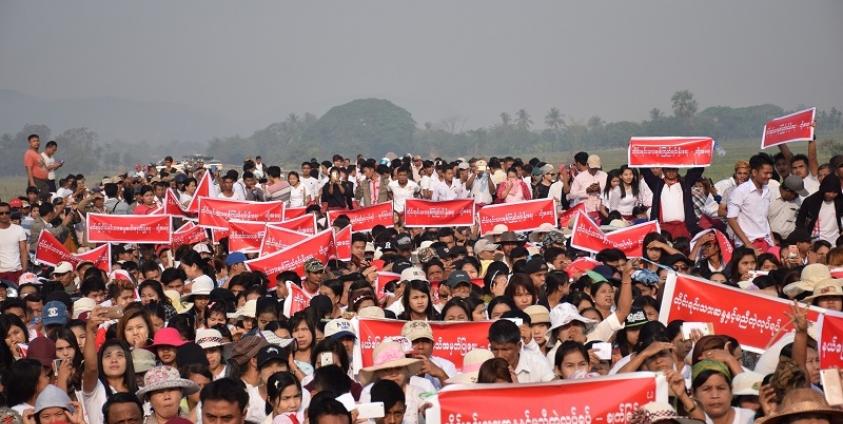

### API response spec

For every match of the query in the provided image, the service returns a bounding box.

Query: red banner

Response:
[817,311,843,369]
[282,282,313,317]
[570,212,660,257]
[74,243,111,273]
[171,222,208,248]
[428,373,666,424]
[567,257,600,279]
[245,229,333,279]
[357,318,493,371]
[331,225,352,261]
[478,198,557,235]
[628,137,714,168]
[163,189,191,218]
[327,202,394,233]
[659,273,822,353]
[186,171,213,214]
[197,197,284,229]
[761,107,816,149]
[404,199,475,228]
[36,230,110,272]
[374,272,401,301]
[228,220,268,254]
[86,213,172,244]
[259,225,309,256]
[275,214,317,235]
[284,207,308,221]
[558,203,585,228]
[211,227,230,244]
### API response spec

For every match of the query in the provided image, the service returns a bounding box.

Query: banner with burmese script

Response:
[245,229,333,279]
[816,310,843,369]
[357,318,493,371]
[627,136,714,168]
[227,220,269,254]
[86,213,172,244]
[36,230,111,272]
[570,212,659,258]
[426,373,667,424]
[403,199,475,228]
[327,202,394,232]
[197,197,284,229]
[659,273,822,353]
[477,198,556,235]
[259,225,309,256]
[761,107,816,149]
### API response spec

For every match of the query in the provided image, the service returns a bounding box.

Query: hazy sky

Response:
[2,0,841,134]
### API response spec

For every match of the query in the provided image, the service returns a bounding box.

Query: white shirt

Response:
[816,201,839,243]
[660,182,685,223]
[714,177,738,198]
[603,186,637,216]
[0,224,26,272]
[514,350,555,383]
[804,174,820,195]
[431,179,467,201]
[569,170,608,206]
[469,174,494,205]
[244,382,268,424]
[727,180,772,245]
[41,152,57,181]
[288,184,308,208]
[768,195,800,239]
[217,190,245,201]
[388,180,419,213]
[548,180,566,211]
[301,177,321,202]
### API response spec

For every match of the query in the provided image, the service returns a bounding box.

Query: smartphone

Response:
[52,359,62,374]
[682,322,714,340]
[319,352,334,367]
[821,369,843,406]
[356,402,385,419]
[103,306,124,320]
[593,342,612,361]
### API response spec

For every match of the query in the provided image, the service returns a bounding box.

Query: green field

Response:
[0,135,835,202]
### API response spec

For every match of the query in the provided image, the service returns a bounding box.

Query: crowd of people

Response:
[0,133,840,424]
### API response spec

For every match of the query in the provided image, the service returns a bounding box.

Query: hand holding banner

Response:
[478,198,557,235]
[404,199,475,228]
[628,137,714,168]
[761,107,816,149]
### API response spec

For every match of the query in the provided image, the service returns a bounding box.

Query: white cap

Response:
[53,261,74,274]
[400,267,427,282]
[193,243,212,254]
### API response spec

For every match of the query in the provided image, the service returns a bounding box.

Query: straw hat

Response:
[756,388,843,424]
[181,275,214,302]
[629,402,702,424]
[446,349,494,384]
[783,264,832,297]
[195,328,228,350]
[804,279,843,302]
[523,305,551,325]
[357,341,422,386]
[731,371,763,396]
[136,366,199,398]
[227,299,257,320]
[548,303,597,333]
[358,306,385,319]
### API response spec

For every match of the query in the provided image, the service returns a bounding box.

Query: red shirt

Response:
[24,149,48,180]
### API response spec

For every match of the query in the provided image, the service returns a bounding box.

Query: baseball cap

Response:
[625,308,648,328]
[524,305,551,325]
[446,270,471,289]
[305,258,325,273]
[457,161,470,170]
[782,175,809,197]
[8,199,22,208]
[474,238,499,253]
[256,345,286,369]
[192,244,212,254]
[395,235,413,250]
[324,318,356,341]
[475,160,488,172]
[43,301,68,327]
[225,252,247,267]
[400,266,427,282]
[587,154,602,169]
[27,337,57,367]
[401,320,434,342]
[52,262,73,275]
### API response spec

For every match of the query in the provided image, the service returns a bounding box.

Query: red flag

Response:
[86,213,172,244]
[245,229,333,279]
[761,107,816,149]
[284,207,308,220]
[327,202,394,232]
[660,273,822,353]
[211,227,230,244]
[430,373,665,424]
[282,282,313,317]
[171,222,208,248]
[197,197,284,229]
[330,225,352,261]
[35,230,74,267]
[260,225,309,256]
[628,137,714,168]
[558,202,585,228]
[477,198,557,235]
[227,220,268,254]
[403,199,475,228]
[570,212,660,257]
[164,189,191,217]
[817,310,843,369]
[375,272,400,301]
[186,171,212,213]
[566,257,600,279]
[275,214,317,235]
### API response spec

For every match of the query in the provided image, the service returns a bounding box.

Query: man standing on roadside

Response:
[41,140,63,193]
[23,134,50,198]
[0,202,28,283]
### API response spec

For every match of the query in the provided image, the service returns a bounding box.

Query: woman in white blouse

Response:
[603,166,641,220]
[287,171,309,207]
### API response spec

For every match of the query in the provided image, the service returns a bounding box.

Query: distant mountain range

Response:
[0,89,241,143]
